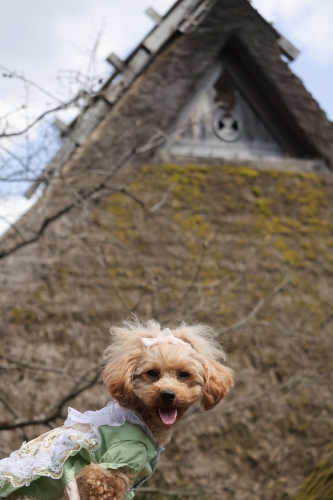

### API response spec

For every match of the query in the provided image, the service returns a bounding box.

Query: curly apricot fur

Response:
[77,464,132,500]
[103,318,234,446]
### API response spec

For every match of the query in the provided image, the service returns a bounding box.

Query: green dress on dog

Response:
[0,403,162,500]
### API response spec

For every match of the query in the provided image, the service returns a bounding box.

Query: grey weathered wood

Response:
[127,49,150,76]
[53,118,69,135]
[104,50,151,105]
[166,84,284,160]
[179,0,216,33]
[104,81,124,105]
[277,36,300,61]
[25,0,210,201]
[222,48,306,156]
[71,99,110,146]
[25,99,110,198]
[143,0,202,53]
[145,7,163,25]
[106,53,125,71]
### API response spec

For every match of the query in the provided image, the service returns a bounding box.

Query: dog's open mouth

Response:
[158,408,177,425]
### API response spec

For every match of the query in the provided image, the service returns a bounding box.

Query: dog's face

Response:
[132,344,205,426]
[104,339,234,429]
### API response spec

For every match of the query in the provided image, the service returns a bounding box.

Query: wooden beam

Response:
[53,118,69,135]
[277,36,300,61]
[106,53,124,71]
[179,0,216,33]
[71,99,110,146]
[143,0,202,53]
[145,7,163,25]
[222,46,308,157]
[25,99,110,198]
[104,49,150,105]
[25,0,208,200]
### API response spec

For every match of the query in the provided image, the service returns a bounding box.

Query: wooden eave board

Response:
[225,36,322,159]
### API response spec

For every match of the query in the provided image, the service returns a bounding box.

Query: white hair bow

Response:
[141,328,192,349]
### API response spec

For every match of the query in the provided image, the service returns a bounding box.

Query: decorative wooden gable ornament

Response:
[162,38,320,165]
[163,56,284,160]
[28,0,333,200]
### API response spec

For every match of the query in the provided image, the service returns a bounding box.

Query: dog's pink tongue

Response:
[158,408,177,425]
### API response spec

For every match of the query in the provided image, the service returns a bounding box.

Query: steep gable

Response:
[25,0,333,201]
[162,58,285,160]
[1,2,333,500]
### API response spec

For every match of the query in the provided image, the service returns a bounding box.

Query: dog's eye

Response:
[178,371,190,379]
[147,369,159,378]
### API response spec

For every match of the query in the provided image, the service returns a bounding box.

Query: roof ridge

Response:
[26,0,213,199]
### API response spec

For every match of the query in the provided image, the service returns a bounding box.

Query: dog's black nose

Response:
[160,390,175,403]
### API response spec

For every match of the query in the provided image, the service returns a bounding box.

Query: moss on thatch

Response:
[296,444,333,500]
[1,164,333,500]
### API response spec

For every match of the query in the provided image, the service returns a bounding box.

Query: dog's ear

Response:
[201,359,234,411]
[103,350,141,407]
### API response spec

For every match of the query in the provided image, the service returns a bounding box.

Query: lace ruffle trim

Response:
[0,428,99,489]
[0,402,155,489]
[64,402,156,443]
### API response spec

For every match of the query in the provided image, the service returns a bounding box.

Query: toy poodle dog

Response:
[0,319,234,500]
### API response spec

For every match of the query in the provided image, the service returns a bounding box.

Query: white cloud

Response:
[0,0,177,225]
[0,0,175,131]
[252,0,313,20]
[0,0,332,229]
[252,0,333,65]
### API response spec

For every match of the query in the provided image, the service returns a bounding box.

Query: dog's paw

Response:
[77,464,131,500]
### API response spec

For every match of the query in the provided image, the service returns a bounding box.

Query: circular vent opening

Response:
[213,112,242,142]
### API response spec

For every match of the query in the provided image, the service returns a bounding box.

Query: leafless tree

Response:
[0,23,332,500]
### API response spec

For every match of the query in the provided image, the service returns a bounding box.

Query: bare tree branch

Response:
[0,142,173,261]
[137,486,201,497]
[248,320,322,342]
[1,68,65,104]
[218,274,292,336]
[0,365,101,430]
[0,355,91,378]
[0,391,19,418]
[0,202,75,259]
[0,102,76,139]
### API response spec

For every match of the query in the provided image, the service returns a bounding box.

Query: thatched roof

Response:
[26,0,333,200]
[1,164,333,499]
[296,443,333,500]
[1,1,333,499]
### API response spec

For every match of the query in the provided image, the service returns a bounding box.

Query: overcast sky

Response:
[0,0,332,233]
[1,0,333,127]
[253,0,333,120]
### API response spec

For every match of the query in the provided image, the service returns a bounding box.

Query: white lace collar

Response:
[0,402,156,489]
[64,401,156,442]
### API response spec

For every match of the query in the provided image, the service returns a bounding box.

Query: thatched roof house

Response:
[1,1,333,499]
